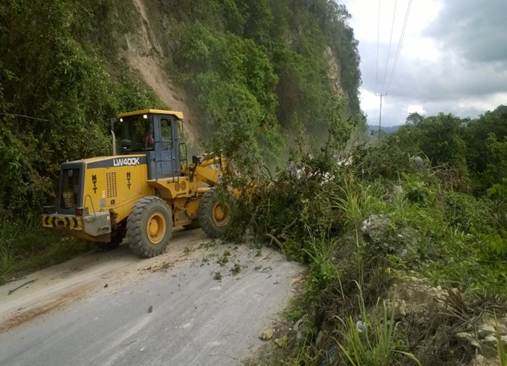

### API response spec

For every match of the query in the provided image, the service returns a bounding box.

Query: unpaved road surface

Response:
[0,230,302,366]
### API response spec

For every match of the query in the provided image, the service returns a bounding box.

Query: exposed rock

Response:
[324,46,345,98]
[388,276,446,317]
[456,332,481,349]
[294,316,307,342]
[360,214,391,243]
[274,335,288,348]
[389,276,507,365]
[410,155,428,170]
[259,328,274,341]
[355,320,367,333]
[479,317,507,337]
[469,354,500,366]
[481,335,500,359]
[392,184,404,197]
[360,215,421,256]
[478,324,496,339]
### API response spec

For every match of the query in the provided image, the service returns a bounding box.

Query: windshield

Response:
[115,116,154,153]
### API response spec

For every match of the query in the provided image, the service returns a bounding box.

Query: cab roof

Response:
[118,109,184,120]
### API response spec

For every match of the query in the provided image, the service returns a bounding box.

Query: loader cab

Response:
[114,109,186,179]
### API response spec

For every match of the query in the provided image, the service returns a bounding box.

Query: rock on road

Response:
[0,229,302,366]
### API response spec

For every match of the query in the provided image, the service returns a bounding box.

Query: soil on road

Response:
[0,229,302,366]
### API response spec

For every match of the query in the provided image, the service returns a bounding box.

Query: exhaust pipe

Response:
[110,118,117,156]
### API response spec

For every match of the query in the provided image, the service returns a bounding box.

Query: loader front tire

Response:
[198,189,232,239]
[126,196,173,258]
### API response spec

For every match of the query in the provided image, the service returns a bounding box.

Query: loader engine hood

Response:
[57,155,147,214]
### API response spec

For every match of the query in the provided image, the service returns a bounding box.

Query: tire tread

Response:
[126,196,173,257]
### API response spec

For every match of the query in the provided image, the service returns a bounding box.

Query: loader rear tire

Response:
[126,196,173,258]
[198,189,232,239]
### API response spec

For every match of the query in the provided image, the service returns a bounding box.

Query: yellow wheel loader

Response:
[42,109,232,257]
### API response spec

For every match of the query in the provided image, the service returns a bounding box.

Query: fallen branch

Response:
[8,279,37,295]
[266,233,283,248]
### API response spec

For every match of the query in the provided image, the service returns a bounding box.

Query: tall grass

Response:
[234,150,506,365]
[304,238,345,299]
[338,282,420,366]
[0,219,92,284]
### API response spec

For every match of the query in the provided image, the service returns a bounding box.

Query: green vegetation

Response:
[0,0,162,279]
[232,106,506,364]
[338,291,420,366]
[0,0,361,280]
[0,222,93,284]
[1,1,505,364]
[397,108,507,194]
[144,0,362,165]
[0,0,160,217]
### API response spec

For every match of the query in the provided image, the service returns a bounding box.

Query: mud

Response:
[0,283,93,333]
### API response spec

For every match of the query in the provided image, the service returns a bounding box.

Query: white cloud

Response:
[359,87,379,113]
[341,0,507,126]
[407,104,426,115]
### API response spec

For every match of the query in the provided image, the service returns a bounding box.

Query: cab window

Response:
[161,118,173,145]
[115,116,153,152]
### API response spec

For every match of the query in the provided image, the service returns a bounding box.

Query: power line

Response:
[384,0,413,93]
[381,0,398,91]
[374,0,412,135]
[375,0,382,93]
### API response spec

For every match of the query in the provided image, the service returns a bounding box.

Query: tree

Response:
[406,112,424,125]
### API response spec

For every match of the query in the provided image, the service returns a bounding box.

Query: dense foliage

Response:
[144,0,362,165]
[232,106,506,365]
[0,0,361,281]
[394,107,507,194]
[0,0,160,217]
[1,1,506,364]
[0,0,361,214]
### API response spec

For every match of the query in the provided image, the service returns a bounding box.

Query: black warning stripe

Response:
[42,215,82,230]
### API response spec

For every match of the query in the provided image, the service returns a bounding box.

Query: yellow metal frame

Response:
[76,154,225,234]
[43,109,229,243]
[118,109,184,120]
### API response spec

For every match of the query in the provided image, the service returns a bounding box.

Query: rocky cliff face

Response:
[113,0,361,150]
[121,0,198,143]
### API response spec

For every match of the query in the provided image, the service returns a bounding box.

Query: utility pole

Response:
[376,92,387,137]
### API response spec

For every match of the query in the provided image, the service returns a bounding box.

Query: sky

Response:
[341,0,507,126]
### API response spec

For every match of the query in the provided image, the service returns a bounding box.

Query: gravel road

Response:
[0,229,302,366]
